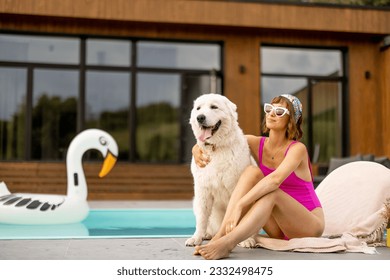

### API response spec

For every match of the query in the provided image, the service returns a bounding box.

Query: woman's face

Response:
[265,102,290,131]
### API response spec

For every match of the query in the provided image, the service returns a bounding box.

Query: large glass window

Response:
[87,39,131,67]
[32,69,78,160]
[261,46,346,163]
[0,34,79,64]
[136,73,180,162]
[138,42,220,70]
[311,81,343,162]
[86,71,130,160]
[135,41,222,163]
[0,33,222,163]
[262,47,343,76]
[0,67,27,160]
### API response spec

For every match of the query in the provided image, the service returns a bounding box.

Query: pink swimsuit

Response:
[258,137,322,212]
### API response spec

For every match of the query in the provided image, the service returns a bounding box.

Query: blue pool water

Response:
[0,209,196,240]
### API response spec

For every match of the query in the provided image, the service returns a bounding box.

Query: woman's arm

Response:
[245,135,260,165]
[194,135,259,168]
[238,142,307,208]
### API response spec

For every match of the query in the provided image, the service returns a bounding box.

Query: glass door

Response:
[32,69,78,160]
[309,79,343,163]
[0,67,27,160]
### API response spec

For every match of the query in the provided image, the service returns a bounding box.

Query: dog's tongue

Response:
[198,128,212,142]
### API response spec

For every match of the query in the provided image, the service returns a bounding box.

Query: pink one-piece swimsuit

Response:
[258,137,322,212]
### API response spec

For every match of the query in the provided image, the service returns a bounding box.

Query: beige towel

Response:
[254,233,377,254]
[254,161,390,254]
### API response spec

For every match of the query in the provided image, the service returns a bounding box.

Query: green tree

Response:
[32,94,77,160]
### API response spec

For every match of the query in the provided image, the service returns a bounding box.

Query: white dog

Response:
[185,93,254,247]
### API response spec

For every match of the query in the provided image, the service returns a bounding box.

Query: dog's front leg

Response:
[185,191,214,246]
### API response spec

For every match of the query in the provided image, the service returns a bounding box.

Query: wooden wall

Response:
[1,0,390,35]
[224,35,261,135]
[0,162,194,200]
[0,0,389,199]
[380,46,390,157]
[348,42,383,155]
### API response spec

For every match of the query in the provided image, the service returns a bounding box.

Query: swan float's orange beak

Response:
[99,151,117,178]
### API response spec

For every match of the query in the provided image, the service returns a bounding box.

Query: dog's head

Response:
[189,93,238,145]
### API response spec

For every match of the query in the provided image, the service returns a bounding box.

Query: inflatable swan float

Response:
[0,129,118,225]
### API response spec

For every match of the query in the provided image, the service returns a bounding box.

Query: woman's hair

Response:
[262,95,304,140]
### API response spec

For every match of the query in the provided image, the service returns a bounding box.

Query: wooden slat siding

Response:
[0,162,194,200]
[1,0,390,35]
[225,36,261,136]
[348,42,382,155]
[381,47,390,158]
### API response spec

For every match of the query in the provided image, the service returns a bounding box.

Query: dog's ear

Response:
[224,97,238,121]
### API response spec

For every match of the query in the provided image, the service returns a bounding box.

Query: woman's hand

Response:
[192,144,210,168]
[225,202,244,234]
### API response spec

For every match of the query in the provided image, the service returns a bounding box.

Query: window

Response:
[32,69,79,160]
[261,46,347,163]
[0,67,27,160]
[0,33,222,163]
[137,41,220,70]
[85,70,130,160]
[136,73,180,162]
[0,34,79,64]
[134,41,222,163]
[87,39,131,67]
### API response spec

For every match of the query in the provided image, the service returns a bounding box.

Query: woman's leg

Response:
[212,165,264,241]
[193,166,262,255]
[197,189,324,260]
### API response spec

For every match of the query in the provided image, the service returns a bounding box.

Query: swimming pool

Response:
[0,209,196,240]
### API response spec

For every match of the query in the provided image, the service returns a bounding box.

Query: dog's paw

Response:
[203,232,213,240]
[185,236,203,247]
[238,237,257,248]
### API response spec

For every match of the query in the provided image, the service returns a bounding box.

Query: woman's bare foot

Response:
[209,233,222,243]
[193,245,201,255]
[193,231,226,255]
[197,238,235,260]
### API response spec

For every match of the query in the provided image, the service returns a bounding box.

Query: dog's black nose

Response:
[197,114,206,124]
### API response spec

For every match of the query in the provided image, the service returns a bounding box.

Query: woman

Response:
[193,94,324,260]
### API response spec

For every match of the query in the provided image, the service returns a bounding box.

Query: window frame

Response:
[260,43,349,161]
[0,31,224,162]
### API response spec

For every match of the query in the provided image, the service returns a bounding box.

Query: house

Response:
[0,0,389,199]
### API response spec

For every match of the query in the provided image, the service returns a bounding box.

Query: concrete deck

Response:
[0,200,389,260]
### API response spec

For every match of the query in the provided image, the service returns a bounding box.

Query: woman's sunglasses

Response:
[264,103,290,117]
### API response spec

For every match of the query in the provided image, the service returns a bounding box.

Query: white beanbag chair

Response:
[316,161,390,239]
[255,161,390,253]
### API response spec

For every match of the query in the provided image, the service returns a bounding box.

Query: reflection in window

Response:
[0,34,79,64]
[261,47,343,76]
[32,69,78,160]
[138,41,220,70]
[87,39,131,66]
[261,77,307,104]
[136,73,180,162]
[86,71,130,160]
[0,68,27,160]
[261,46,345,163]
[312,81,342,161]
